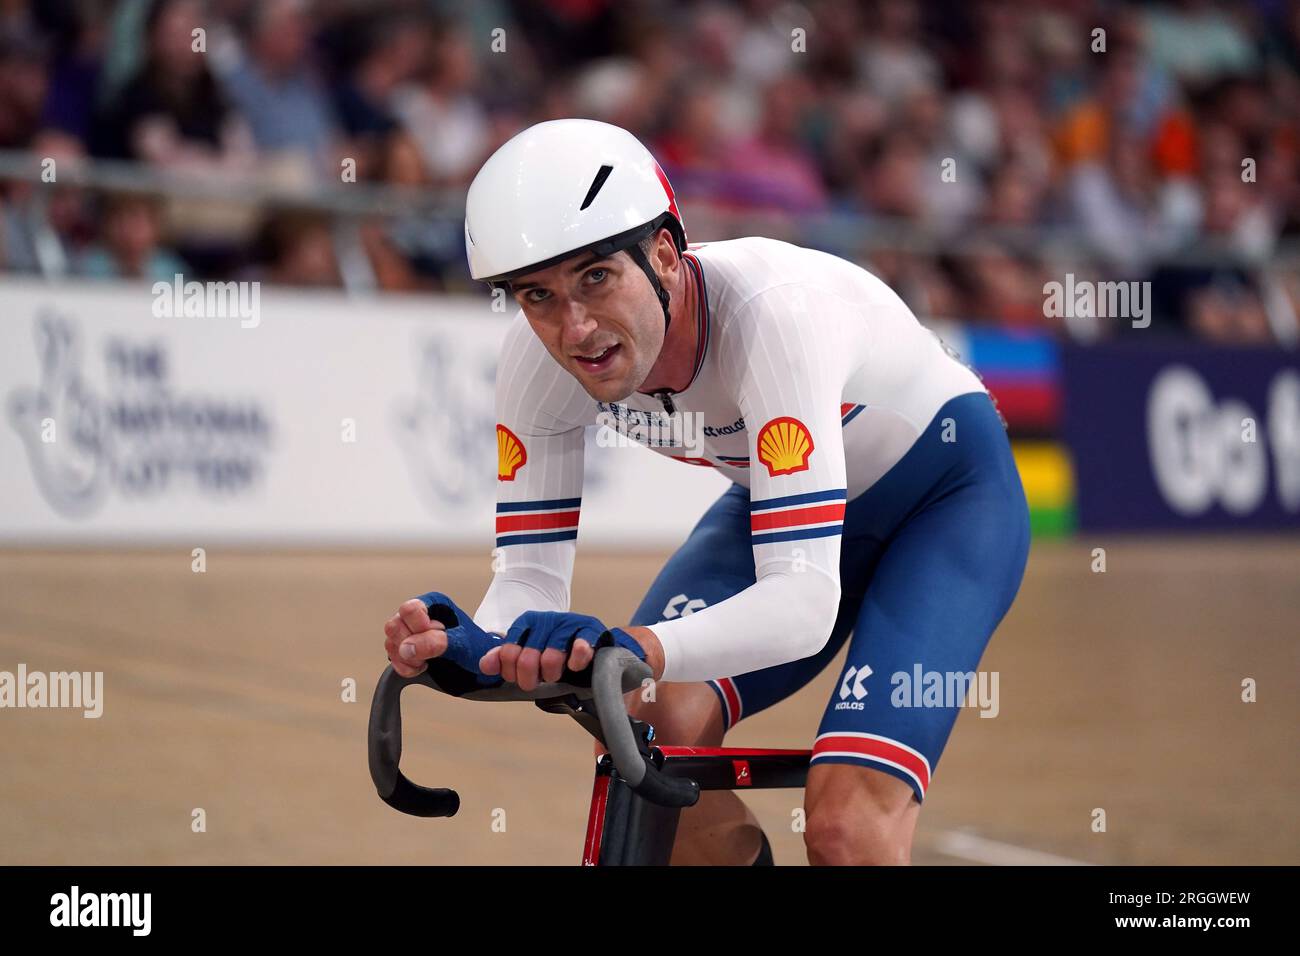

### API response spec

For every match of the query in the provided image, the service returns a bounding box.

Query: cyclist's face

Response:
[511,249,664,402]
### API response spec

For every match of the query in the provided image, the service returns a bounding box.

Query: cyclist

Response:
[383,119,1030,865]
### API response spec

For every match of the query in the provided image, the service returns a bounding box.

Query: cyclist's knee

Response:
[634,681,726,746]
[805,814,912,866]
[803,764,918,865]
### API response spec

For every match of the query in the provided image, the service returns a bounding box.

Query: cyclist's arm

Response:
[648,285,852,682]
[473,315,594,635]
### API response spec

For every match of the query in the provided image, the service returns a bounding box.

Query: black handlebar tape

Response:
[629,764,701,808]
[379,771,461,818]
[373,608,706,815]
[591,647,703,807]
[368,664,462,817]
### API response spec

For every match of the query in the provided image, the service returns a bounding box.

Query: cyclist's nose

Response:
[559,300,598,348]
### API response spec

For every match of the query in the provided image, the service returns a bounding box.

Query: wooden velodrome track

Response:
[0,538,1296,865]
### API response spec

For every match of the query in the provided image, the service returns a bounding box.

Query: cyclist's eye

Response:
[525,289,550,304]
[587,269,607,285]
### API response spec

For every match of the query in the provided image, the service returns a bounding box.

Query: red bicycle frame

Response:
[583,746,811,865]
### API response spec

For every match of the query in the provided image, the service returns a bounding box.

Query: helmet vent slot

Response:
[579,165,614,211]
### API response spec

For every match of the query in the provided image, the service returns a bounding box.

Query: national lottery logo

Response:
[394,335,499,506]
[394,334,617,508]
[6,313,273,517]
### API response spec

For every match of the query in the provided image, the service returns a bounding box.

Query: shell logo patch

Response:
[756,417,814,476]
[497,424,527,481]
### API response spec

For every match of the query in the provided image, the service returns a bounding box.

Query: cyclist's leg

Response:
[654,523,882,865]
[803,393,1031,864]
[610,483,760,864]
[624,603,864,865]
[619,480,879,864]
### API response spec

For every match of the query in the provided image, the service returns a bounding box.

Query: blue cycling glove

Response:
[412,591,504,692]
[504,611,647,663]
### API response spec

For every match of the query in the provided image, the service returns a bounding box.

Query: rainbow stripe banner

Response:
[1011,441,1076,537]
[933,323,1074,536]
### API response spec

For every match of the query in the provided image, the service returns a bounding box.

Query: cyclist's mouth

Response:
[573,343,621,373]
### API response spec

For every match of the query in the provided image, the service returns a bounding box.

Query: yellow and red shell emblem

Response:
[497,424,527,481]
[756,417,814,476]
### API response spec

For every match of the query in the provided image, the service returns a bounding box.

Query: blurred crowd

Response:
[1,0,1298,342]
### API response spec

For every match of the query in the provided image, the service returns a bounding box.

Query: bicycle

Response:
[368,611,811,865]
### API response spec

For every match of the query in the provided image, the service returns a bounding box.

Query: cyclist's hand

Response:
[482,611,648,692]
[383,598,448,678]
[384,591,503,680]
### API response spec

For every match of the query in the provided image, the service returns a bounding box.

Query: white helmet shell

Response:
[464,118,686,283]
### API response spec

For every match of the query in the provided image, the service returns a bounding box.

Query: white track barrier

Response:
[0,279,728,547]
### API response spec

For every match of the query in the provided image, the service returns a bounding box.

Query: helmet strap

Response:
[625,241,672,334]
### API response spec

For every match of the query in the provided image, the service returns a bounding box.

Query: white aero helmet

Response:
[464,118,688,328]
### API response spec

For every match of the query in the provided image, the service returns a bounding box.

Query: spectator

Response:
[91,0,255,172]
[390,24,490,188]
[1142,0,1259,84]
[215,0,342,184]
[722,74,829,214]
[1063,131,1174,275]
[34,0,108,145]
[0,31,50,149]
[0,0,1292,338]
[326,11,428,181]
[251,209,340,287]
[857,0,940,107]
[75,191,188,282]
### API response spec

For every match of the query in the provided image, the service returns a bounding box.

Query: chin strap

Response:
[627,241,677,415]
[626,241,672,334]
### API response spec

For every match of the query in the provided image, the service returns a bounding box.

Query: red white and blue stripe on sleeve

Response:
[495,497,581,547]
[749,488,847,545]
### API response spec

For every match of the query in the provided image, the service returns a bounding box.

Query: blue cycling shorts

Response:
[631,391,1030,803]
